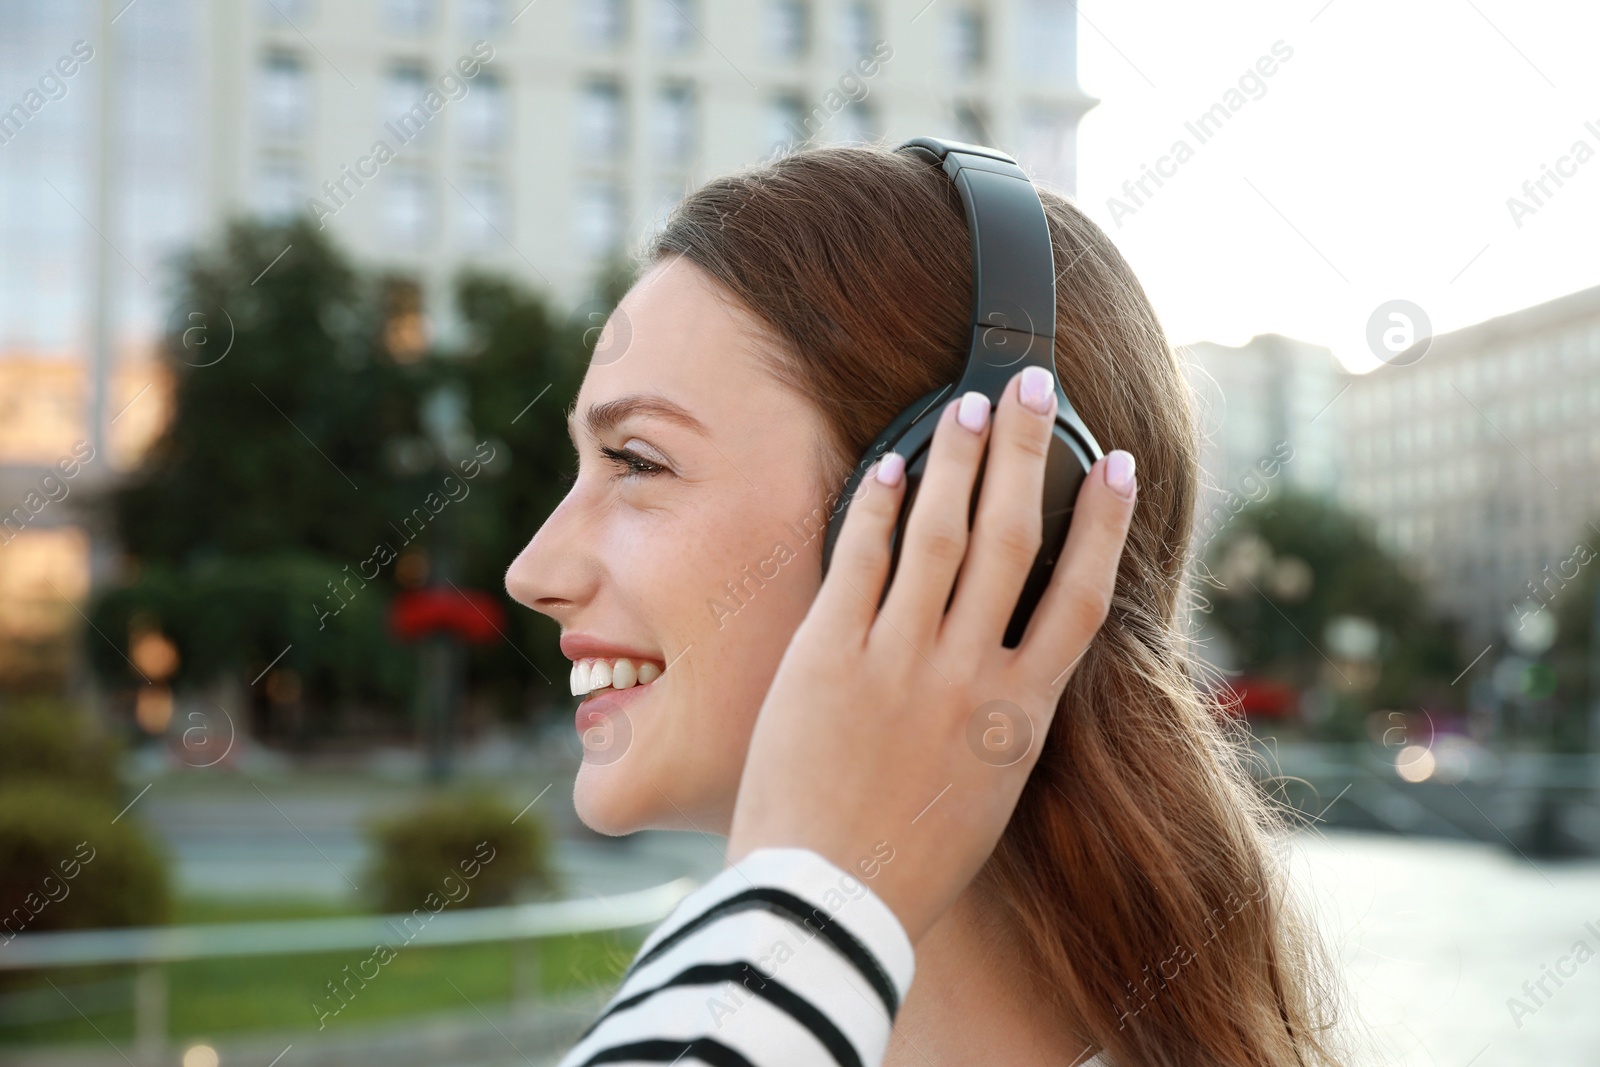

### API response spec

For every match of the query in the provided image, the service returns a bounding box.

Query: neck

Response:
[884,880,1092,1067]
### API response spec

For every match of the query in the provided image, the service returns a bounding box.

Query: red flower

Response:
[388,587,505,644]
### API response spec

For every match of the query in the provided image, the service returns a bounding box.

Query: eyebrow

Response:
[566,393,711,446]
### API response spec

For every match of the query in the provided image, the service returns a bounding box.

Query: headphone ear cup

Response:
[820,384,954,575]
[1001,420,1098,647]
[821,389,1102,650]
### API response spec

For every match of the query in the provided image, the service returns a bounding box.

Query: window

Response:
[576,80,625,162]
[1020,103,1075,192]
[381,278,428,363]
[385,63,433,144]
[765,0,809,60]
[382,165,435,248]
[457,171,508,248]
[653,83,696,166]
[838,2,875,61]
[460,0,507,36]
[654,0,696,54]
[1014,0,1076,85]
[763,93,806,159]
[832,100,875,145]
[254,155,306,219]
[578,0,627,48]
[576,179,624,255]
[258,53,310,141]
[952,101,990,146]
[258,0,313,24]
[646,177,687,240]
[459,72,507,154]
[383,0,435,34]
[945,7,984,76]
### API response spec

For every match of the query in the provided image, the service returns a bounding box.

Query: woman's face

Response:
[506,255,837,836]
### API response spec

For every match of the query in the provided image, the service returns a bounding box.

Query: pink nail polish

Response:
[956,391,989,433]
[1019,366,1054,414]
[1104,450,1136,499]
[875,452,906,486]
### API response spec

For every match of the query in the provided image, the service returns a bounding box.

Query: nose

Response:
[505,490,596,624]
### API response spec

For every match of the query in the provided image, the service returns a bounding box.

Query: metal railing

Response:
[0,878,697,1066]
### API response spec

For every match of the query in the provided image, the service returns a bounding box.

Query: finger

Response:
[1013,450,1137,688]
[875,393,991,647]
[811,453,908,637]
[944,367,1057,655]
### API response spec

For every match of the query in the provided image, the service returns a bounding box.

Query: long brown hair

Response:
[645,143,1346,1067]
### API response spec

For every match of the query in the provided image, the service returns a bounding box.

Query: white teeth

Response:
[611,658,637,689]
[571,655,665,696]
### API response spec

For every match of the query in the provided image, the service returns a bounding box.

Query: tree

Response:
[88,217,603,742]
[1200,491,1462,738]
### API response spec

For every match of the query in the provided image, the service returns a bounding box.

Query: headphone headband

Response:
[896,136,1058,397]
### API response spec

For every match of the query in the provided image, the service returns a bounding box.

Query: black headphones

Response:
[818,136,1103,649]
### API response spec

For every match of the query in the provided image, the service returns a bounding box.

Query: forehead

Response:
[566,255,788,444]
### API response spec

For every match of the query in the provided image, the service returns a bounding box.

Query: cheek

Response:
[593,506,825,830]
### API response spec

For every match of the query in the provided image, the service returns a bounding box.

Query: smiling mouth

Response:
[569,656,665,697]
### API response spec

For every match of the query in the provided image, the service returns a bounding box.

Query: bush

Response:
[0,699,122,802]
[0,784,172,936]
[364,792,556,914]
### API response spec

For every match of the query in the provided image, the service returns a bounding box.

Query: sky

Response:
[1071,0,1600,371]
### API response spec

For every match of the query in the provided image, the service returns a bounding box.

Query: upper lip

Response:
[559,632,665,665]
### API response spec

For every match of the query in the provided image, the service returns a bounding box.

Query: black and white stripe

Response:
[621,887,903,1016]
[556,848,915,1067]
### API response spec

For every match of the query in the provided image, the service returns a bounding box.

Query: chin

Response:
[572,761,650,836]
[572,754,735,838]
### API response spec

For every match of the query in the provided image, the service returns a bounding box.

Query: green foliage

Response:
[364,791,557,913]
[446,270,591,707]
[87,555,408,708]
[0,928,636,1046]
[113,217,408,564]
[0,784,172,933]
[0,699,122,802]
[86,215,602,726]
[1203,490,1462,720]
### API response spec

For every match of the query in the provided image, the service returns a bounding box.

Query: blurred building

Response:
[0,0,196,687]
[207,0,1096,325]
[3,0,1097,457]
[1340,284,1600,642]
[1182,333,1349,557]
[0,0,1094,686]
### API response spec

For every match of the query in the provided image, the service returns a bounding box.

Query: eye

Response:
[600,444,668,479]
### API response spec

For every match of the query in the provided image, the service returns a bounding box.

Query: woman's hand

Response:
[726,364,1137,945]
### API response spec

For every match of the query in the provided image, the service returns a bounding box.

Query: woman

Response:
[510,143,1345,1066]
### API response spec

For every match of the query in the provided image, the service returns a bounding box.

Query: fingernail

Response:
[956,391,990,433]
[1104,450,1137,500]
[1019,366,1054,415]
[875,451,906,486]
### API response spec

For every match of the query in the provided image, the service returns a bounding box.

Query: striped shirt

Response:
[556,847,916,1067]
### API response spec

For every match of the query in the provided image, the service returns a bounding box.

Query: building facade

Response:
[1339,285,1600,641]
[1182,333,1349,559]
[211,0,1097,332]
